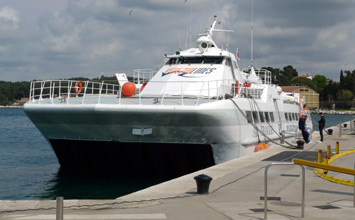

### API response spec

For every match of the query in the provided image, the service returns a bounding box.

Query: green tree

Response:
[336,89,353,101]
[312,75,327,93]
[340,70,345,88]
[291,77,317,90]
[283,65,298,78]
[0,93,9,105]
[263,65,298,86]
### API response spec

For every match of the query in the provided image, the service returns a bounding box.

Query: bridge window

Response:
[225,58,233,68]
[259,112,265,123]
[252,111,259,123]
[246,111,253,123]
[270,112,275,122]
[285,113,289,121]
[165,56,224,65]
[265,112,270,122]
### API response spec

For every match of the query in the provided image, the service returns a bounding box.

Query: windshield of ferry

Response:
[165,56,224,65]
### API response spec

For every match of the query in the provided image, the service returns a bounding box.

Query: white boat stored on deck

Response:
[24,16,312,176]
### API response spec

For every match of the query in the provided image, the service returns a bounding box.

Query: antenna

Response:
[251,0,254,67]
[178,33,181,51]
[226,18,230,51]
[189,3,192,47]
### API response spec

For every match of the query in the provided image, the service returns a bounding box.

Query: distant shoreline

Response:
[0,106,23,109]
[310,110,355,115]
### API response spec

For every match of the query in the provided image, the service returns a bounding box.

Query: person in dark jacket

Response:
[318,113,325,142]
[299,114,310,143]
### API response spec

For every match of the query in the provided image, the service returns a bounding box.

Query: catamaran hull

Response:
[24,100,262,175]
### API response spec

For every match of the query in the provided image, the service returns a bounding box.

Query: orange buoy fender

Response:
[74,81,83,94]
[254,143,270,152]
[122,82,136,97]
[235,81,239,94]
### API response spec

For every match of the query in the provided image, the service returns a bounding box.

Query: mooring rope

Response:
[229,98,298,149]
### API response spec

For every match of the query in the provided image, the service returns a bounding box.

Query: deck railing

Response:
[241,68,272,85]
[28,78,267,105]
[29,80,120,104]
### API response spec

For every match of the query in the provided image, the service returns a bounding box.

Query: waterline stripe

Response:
[5,213,167,220]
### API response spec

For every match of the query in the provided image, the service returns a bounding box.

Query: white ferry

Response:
[24,17,312,175]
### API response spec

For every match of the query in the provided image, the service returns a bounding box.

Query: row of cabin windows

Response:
[166,56,224,65]
[246,111,275,124]
[165,56,238,66]
[246,111,299,124]
[285,112,299,121]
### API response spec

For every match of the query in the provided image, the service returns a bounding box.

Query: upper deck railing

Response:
[27,71,269,106]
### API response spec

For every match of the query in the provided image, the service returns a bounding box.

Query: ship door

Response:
[273,98,282,133]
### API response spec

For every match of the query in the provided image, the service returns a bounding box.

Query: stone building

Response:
[281,86,319,109]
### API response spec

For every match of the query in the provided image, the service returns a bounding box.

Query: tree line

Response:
[0,66,353,108]
[0,75,127,106]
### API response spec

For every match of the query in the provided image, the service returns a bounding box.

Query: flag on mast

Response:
[236,48,240,60]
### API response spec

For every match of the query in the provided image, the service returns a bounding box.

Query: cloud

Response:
[1,0,355,81]
[0,7,18,23]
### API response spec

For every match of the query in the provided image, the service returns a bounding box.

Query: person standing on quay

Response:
[318,113,325,142]
[299,114,310,143]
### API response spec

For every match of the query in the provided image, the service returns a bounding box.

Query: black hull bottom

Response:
[49,139,215,177]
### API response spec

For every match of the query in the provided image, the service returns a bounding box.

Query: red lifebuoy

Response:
[243,82,251,87]
[74,81,83,94]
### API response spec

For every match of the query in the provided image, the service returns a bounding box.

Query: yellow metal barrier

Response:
[293,157,355,208]
[324,155,329,174]
[317,149,322,164]
[293,158,355,175]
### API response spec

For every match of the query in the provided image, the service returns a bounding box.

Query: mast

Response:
[251,0,254,68]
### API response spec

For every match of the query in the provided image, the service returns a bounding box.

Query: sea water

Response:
[0,108,170,200]
[0,109,353,200]
[311,113,355,131]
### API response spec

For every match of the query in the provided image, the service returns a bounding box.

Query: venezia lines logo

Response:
[161,67,217,78]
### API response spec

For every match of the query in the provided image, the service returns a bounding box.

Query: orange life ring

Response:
[235,80,239,94]
[74,81,83,94]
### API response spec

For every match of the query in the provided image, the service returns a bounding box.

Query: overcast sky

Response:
[0,0,354,81]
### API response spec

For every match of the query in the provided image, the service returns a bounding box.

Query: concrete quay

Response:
[1,123,355,220]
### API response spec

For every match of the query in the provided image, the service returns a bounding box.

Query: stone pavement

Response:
[1,122,355,220]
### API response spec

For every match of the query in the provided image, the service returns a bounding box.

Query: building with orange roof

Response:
[292,74,313,80]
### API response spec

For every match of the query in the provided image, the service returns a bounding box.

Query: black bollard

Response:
[296,140,304,149]
[194,174,213,194]
[328,129,333,135]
